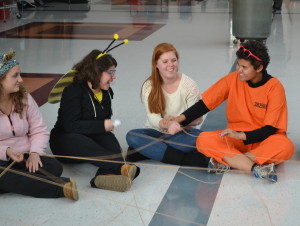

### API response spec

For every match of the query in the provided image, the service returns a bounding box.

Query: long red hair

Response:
[143,43,179,114]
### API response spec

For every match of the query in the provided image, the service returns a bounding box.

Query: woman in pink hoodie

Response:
[0,49,78,201]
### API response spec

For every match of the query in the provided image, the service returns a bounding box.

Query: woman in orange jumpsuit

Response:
[168,40,294,182]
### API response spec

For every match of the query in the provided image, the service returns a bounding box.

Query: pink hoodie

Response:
[0,94,49,161]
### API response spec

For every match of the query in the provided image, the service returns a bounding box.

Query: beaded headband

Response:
[0,49,19,77]
[48,34,128,104]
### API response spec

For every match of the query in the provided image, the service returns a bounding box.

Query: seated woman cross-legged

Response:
[50,49,140,192]
[126,43,209,167]
[0,49,78,200]
[169,40,294,183]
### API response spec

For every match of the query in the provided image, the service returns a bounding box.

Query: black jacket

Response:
[51,82,114,135]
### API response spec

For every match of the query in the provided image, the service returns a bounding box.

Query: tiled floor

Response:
[1,0,300,225]
[0,22,165,40]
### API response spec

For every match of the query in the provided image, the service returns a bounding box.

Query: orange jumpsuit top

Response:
[201,71,287,134]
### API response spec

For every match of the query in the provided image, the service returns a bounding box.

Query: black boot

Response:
[161,146,209,167]
[126,147,150,162]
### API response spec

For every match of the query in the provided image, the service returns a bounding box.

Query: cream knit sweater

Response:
[142,73,202,131]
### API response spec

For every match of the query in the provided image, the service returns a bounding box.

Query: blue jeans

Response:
[126,128,202,161]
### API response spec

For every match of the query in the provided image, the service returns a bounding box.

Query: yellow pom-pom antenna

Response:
[102,33,119,54]
[114,34,119,40]
[105,38,129,53]
[96,34,129,60]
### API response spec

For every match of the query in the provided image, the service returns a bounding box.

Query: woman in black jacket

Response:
[50,49,139,192]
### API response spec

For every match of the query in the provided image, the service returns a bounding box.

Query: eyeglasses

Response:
[104,70,116,76]
[238,46,263,62]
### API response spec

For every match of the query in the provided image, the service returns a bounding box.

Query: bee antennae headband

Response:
[48,34,128,104]
[96,34,128,60]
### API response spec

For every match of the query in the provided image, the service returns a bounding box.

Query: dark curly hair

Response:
[73,49,117,89]
[236,40,270,72]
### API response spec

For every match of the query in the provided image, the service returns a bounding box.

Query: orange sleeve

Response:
[202,73,233,110]
[264,79,287,132]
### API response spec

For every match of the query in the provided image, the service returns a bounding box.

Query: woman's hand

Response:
[167,121,182,135]
[6,148,24,162]
[163,115,176,123]
[159,115,175,131]
[159,115,176,130]
[104,119,114,132]
[159,115,182,134]
[26,152,43,173]
[220,128,246,140]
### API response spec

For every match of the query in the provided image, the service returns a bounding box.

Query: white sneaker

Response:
[253,163,277,183]
[207,158,230,174]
